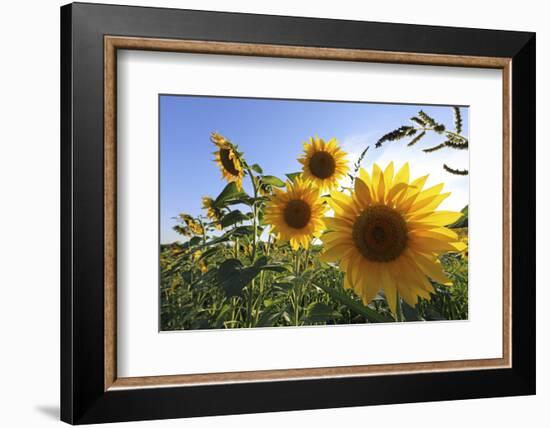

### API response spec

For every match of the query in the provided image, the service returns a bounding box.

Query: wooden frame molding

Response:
[104,35,512,391]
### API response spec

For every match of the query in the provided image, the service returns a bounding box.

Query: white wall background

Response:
[0,0,545,427]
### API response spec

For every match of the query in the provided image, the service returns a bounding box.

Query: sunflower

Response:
[201,196,222,229]
[264,176,327,250]
[211,132,245,190]
[192,250,209,273]
[298,136,349,192]
[179,213,204,235]
[173,224,192,237]
[321,162,466,315]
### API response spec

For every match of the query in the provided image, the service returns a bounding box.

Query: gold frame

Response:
[104,36,512,391]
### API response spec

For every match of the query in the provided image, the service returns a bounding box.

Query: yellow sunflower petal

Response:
[379,266,397,314]
[264,176,327,250]
[320,243,352,262]
[354,177,372,206]
[299,136,349,192]
[360,262,381,304]
[383,162,395,187]
[393,162,410,186]
[324,217,353,230]
[409,211,464,227]
[321,161,466,317]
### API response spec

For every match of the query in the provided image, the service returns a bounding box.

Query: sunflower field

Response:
[161,125,468,330]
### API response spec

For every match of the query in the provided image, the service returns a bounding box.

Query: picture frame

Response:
[61,2,535,424]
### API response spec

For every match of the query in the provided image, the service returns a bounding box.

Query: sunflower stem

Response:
[248,279,255,327]
[243,164,261,326]
[293,250,302,326]
[245,165,259,264]
[197,217,207,245]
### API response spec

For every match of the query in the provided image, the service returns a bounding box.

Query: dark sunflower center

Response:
[352,205,408,262]
[219,148,240,176]
[284,199,312,229]
[309,151,336,179]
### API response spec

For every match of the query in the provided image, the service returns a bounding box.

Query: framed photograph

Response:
[61,2,535,424]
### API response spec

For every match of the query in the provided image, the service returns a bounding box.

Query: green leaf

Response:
[224,196,256,207]
[423,143,446,153]
[407,130,426,147]
[208,257,284,300]
[191,269,218,288]
[182,236,202,249]
[453,106,463,134]
[443,164,469,176]
[220,210,248,228]
[285,172,301,182]
[261,175,285,187]
[423,307,446,321]
[216,258,262,297]
[376,126,417,148]
[256,305,282,327]
[410,116,426,127]
[197,246,219,261]
[272,282,293,291]
[193,225,253,252]
[448,205,468,228]
[250,163,264,174]
[214,182,247,207]
[418,110,437,127]
[253,256,289,273]
[260,265,289,273]
[304,302,341,323]
[253,256,269,266]
[312,281,393,323]
[232,225,255,237]
[201,234,231,248]
[214,304,232,328]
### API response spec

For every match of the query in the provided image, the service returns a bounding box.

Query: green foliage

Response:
[348,145,370,185]
[448,206,468,228]
[215,182,247,207]
[250,163,263,174]
[423,142,446,153]
[160,134,469,331]
[220,210,248,228]
[311,276,393,323]
[285,172,301,182]
[453,106,463,134]
[376,106,469,175]
[418,253,469,321]
[376,126,417,147]
[304,302,342,324]
[260,175,285,187]
[407,130,426,147]
[443,164,468,175]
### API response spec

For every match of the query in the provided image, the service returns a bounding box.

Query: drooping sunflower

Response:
[192,250,209,273]
[321,162,466,315]
[211,132,245,190]
[298,136,349,192]
[264,177,327,250]
[179,213,204,236]
[201,196,222,229]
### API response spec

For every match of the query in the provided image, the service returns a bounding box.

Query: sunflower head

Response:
[211,132,245,190]
[201,196,223,229]
[192,250,208,273]
[179,213,204,235]
[264,176,327,251]
[298,137,349,192]
[173,224,192,237]
[321,162,466,315]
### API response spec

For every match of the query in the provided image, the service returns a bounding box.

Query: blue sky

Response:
[160,95,469,243]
